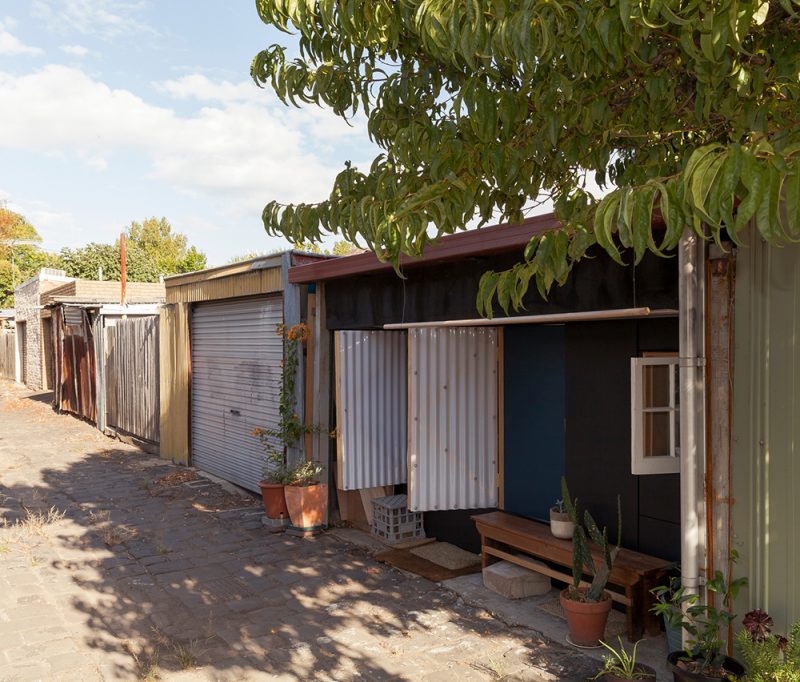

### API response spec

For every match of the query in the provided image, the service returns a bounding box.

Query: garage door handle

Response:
[229,409,241,416]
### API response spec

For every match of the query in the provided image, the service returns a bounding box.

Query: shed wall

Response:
[159,303,190,464]
[166,268,282,304]
[732,235,800,633]
[0,330,15,380]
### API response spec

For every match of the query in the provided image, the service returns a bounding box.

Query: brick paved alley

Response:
[0,380,595,681]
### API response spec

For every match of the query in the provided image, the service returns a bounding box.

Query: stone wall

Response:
[13,278,42,389]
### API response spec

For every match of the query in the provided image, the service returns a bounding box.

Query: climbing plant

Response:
[251,1,800,313]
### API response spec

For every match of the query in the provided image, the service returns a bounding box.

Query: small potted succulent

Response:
[549,498,574,539]
[560,478,622,647]
[651,553,747,681]
[589,638,656,681]
[735,609,799,681]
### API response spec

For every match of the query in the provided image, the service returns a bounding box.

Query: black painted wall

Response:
[564,318,681,561]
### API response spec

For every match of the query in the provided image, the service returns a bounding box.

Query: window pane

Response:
[643,364,671,408]
[644,411,671,458]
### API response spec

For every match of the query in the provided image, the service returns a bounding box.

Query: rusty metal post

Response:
[120,233,127,307]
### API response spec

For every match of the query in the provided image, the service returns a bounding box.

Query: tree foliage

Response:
[251,0,800,313]
[0,208,50,307]
[60,218,207,282]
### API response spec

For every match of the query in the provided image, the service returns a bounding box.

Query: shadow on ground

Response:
[0,387,595,681]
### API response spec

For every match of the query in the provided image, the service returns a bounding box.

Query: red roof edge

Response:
[288,212,562,284]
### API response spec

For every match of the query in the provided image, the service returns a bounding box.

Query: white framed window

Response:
[631,356,680,475]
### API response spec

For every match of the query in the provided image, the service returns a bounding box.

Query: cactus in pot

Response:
[560,477,622,646]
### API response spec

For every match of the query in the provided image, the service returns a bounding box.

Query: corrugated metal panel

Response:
[335,330,407,490]
[166,269,283,304]
[732,232,800,634]
[408,327,498,511]
[159,303,190,464]
[191,296,283,492]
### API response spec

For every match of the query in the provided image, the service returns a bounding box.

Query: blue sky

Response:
[0,1,374,265]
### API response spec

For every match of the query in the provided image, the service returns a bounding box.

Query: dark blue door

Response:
[503,325,565,522]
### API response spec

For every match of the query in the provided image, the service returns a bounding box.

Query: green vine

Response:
[253,323,322,486]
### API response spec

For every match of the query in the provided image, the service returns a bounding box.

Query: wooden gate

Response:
[106,316,160,444]
[0,330,15,380]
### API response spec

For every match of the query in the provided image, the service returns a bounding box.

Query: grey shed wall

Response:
[732,233,800,634]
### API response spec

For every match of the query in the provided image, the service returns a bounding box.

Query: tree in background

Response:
[251,1,800,312]
[60,218,207,282]
[0,208,57,307]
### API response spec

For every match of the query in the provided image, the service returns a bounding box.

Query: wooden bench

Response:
[472,511,669,641]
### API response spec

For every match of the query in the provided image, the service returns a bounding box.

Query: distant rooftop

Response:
[42,280,166,305]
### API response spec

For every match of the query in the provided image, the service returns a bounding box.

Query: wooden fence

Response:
[0,330,15,380]
[106,316,160,444]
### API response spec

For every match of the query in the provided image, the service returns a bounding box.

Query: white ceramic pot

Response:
[549,508,575,539]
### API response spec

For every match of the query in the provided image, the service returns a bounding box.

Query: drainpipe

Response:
[679,232,707,642]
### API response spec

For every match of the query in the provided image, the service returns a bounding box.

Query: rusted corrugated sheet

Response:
[335,330,407,490]
[106,316,160,443]
[166,269,283,304]
[408,327,499,511]
[55,306,96,422]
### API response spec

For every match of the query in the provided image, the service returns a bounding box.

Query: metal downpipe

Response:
[679,233,707,640]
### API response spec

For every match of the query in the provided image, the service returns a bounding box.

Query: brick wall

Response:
[13,278,43,390]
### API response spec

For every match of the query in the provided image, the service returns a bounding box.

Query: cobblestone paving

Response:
[0,381,595,681]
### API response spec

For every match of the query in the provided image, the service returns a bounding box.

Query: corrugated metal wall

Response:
[408,327,499,511]
[732,234,800,633]
[55,306,96,422]
[166,269,282,304]
[190,297,283,493]
[335,330,407,490]
[106,316,160,443]
[0,331,15,380]
[159,303,190,464]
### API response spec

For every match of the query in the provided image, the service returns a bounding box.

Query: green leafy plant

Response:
[589,638,655,680]
[250,2,800,315]
[253,323,321,485]
[651,552,747,675]
[735,611,800,682]
[561,477,621,603]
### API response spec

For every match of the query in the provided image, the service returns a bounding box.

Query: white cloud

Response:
[153,74,259,103]
[60,44,89,57]
[0,64,374,213]
[31,0,155,40]
[0,19,44,56]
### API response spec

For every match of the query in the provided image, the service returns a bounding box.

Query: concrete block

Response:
[482,560,551,599]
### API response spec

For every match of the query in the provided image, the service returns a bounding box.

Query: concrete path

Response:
[0,380,596,681]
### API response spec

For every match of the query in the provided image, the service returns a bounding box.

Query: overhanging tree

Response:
[251,0,800,313]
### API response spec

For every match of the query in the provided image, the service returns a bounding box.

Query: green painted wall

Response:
[732,233,800,634]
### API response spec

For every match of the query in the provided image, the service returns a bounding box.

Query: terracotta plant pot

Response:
[560,588,613,647]
[549,508,575,539]
[258,481,289,520]
[666,651,745,682]
[284,483,328,530]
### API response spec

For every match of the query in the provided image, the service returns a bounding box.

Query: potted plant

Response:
[650,570,684,653]
[560,478,622,647]
[550,498,574,539]
[252,427,291,520]
[284,459,327,531]
[589,638,656,681]
[651,553,747,681]
[734,610,799,681]
[253,322,322,524]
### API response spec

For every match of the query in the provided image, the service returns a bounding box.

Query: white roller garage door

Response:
[191,297,283,492]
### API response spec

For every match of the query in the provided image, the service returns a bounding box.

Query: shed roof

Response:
[287,213,562,284]
[42,280,166,305]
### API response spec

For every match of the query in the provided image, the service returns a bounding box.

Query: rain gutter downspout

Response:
[679,232,707,642]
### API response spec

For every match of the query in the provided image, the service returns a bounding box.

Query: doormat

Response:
[374,546,482,582]
[537,596,628,640]
[410,542,481,570]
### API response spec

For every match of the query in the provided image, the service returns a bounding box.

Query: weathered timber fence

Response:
[0,331,15,380]
[106,316,160,444]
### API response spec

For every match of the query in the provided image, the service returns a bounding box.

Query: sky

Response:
[0,1,376,265]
